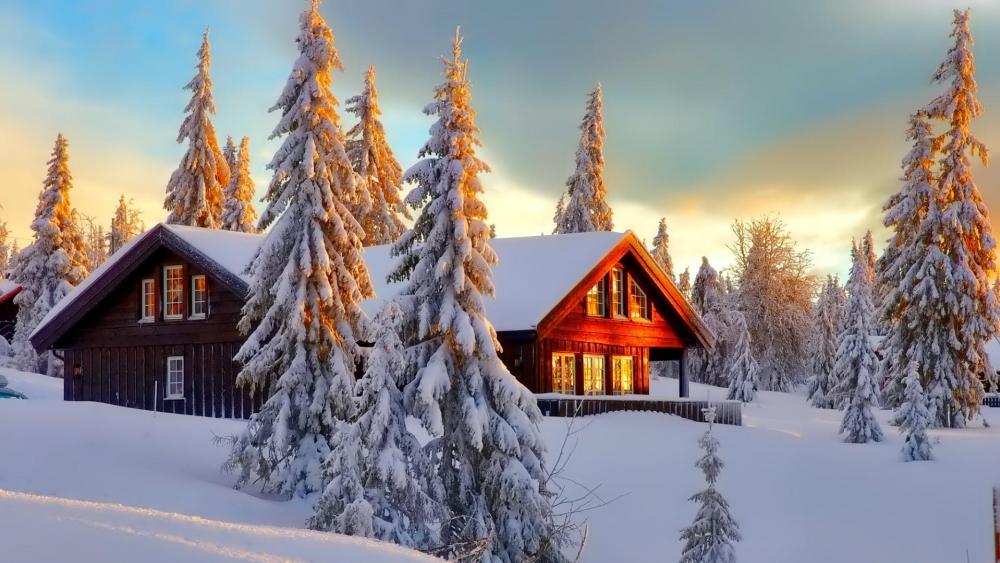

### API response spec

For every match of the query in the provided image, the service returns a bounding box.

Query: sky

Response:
[3,0,1000,279]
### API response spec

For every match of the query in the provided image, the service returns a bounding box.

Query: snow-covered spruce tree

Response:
[678,267,692,300]
[345,65,410,245]
[390,30,566,562]
[225,2,374,498]
[0,221,10,275]
[551,193,566,234]
[728,217,814,391]
[108,195,144,255]
[554,84,612,234]
[920,8,998,426]
[679,407,741,563]
[309,301,442,547]
[878,113,942,411]
[897,360,934,461]
[221,136,258,233]
[806,276,844,409]
[651,217,675,282]
[223,135,237,175]
[12,134,90,375]
[725,308,758,403]
[832,242,883,443]
[164,30,230,228]
[689,257,730,387]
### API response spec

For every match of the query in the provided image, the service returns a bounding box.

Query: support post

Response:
[679,348,689,398]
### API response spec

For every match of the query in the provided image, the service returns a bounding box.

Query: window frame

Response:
[586,277,607,317]
[629,277,651,321]
[189,274,208,319]
[140,278,156,322]
[165,356,184,399]
[612,268,626,317]
[163,265,184,320]
[582,354,606,395]
[612,355,635,395]
[551,352,576,395]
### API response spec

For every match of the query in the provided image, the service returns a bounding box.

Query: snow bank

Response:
[0,366,62,400]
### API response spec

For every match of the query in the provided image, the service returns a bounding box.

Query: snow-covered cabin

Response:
[0,279,21,341]
[30,223,713,418]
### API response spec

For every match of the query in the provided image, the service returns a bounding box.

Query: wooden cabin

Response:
[0,280,21,341]
[31,224,713,419]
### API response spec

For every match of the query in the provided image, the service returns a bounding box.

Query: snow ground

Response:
[1,368,996,562]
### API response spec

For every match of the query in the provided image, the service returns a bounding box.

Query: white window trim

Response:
[139,278,156,323]
[552,352,576,395]
[165,356,184,400]
[189,274,207,320]
[163,265,184,320]
[583,354,605,396]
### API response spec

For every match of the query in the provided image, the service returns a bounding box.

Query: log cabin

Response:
[0,280,21,341]
[30,223,714,419]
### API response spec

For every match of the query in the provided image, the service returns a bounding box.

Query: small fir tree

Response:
[391,29,566,562]
[223,135,237,175]
[678,267,692,300]
[896,360,934,461]
[164,30,229,228]
[12,134,90,375]
[225,1,374,498]
[725,310,758,403]
[688,257,730,387]
[554,84,612,233]
[345,65,410,245]
[833,242,883,443]
[806,276,844,409]
[679,406,741,563]
[309,301,442,547]
[651,217,675,282]
[221,136,258,233]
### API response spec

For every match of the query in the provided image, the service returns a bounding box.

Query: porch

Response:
[535,394,742,426]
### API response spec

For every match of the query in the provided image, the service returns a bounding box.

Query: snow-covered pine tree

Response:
[679,406,741,563]
[725,308,758,403]
[221,136,258,233]
[678,267,692,300]
[12,134,90,375]
[108,195,144,255]
[651,217,675,282]
[345,65,410,245]
[806,276,843,409]
[0,221,10,275]
[832,241,883,443]
[390,29,566,562]
[688,257,730,387]
[309,301,442,547]
[551,193,566,234]
[164,30,229,228]
[554,84,612,234]
[878,113,942,411]
[223,135,237,175]
[897,360,934,461]
[920,8,998,427]
[225,2,374,498]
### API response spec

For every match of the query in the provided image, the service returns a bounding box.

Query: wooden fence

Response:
[535,396,742,426]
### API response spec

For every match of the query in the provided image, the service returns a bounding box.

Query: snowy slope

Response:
[2,369,998,562]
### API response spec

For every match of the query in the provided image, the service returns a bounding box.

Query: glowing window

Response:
[612,268,625,317]
[552,353,576,394]
[586,277,606,317]
[140,279,156,321]
[629,278,650,320]
[163,266,184,320]
[612,356,634,395]
[190,275,208,318]
[583,354,605,395]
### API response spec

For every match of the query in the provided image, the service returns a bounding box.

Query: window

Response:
[140,279,156,321]
[164,266,184,320]
[166,356,184,399]
[629,278,651,320]
[582,354,605,395]
[586,277,606,317]
[552,353,576,394]
[190,275,207,319]
[612,268,625,317]
[612,356,634,395]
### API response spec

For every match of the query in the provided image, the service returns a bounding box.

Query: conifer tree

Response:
[391,30,565,562]
[12,134,90,375]
[678,267,692,300]
[833,242,883,443]
[689,257,730,387]
[0,221,10,275]
[897,361,934,461]
[345,65,410,245]
[310,302,442,547]
[551,194,566,234]
[725,309,758,403]
[679,406,741,563]
[806,276,844,409]
[164,30,229,228]
[223,135,237,175]
[554,84,612,234]
[651,217,675,281]
[920,8,998,426]
[221,137,258,233]
[108,195,144,254]
[225,2,374,498]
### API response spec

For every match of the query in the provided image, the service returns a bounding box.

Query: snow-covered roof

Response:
[0,279,19,303]
[162,225,626,332]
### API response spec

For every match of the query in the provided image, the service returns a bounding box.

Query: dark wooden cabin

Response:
[0,280,20,341]
[31,224,713,419]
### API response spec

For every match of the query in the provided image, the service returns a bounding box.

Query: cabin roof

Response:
[31,223,713,350]
[0,280,20,305]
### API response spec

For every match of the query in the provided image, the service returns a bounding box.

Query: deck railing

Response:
[535,395,742,426]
